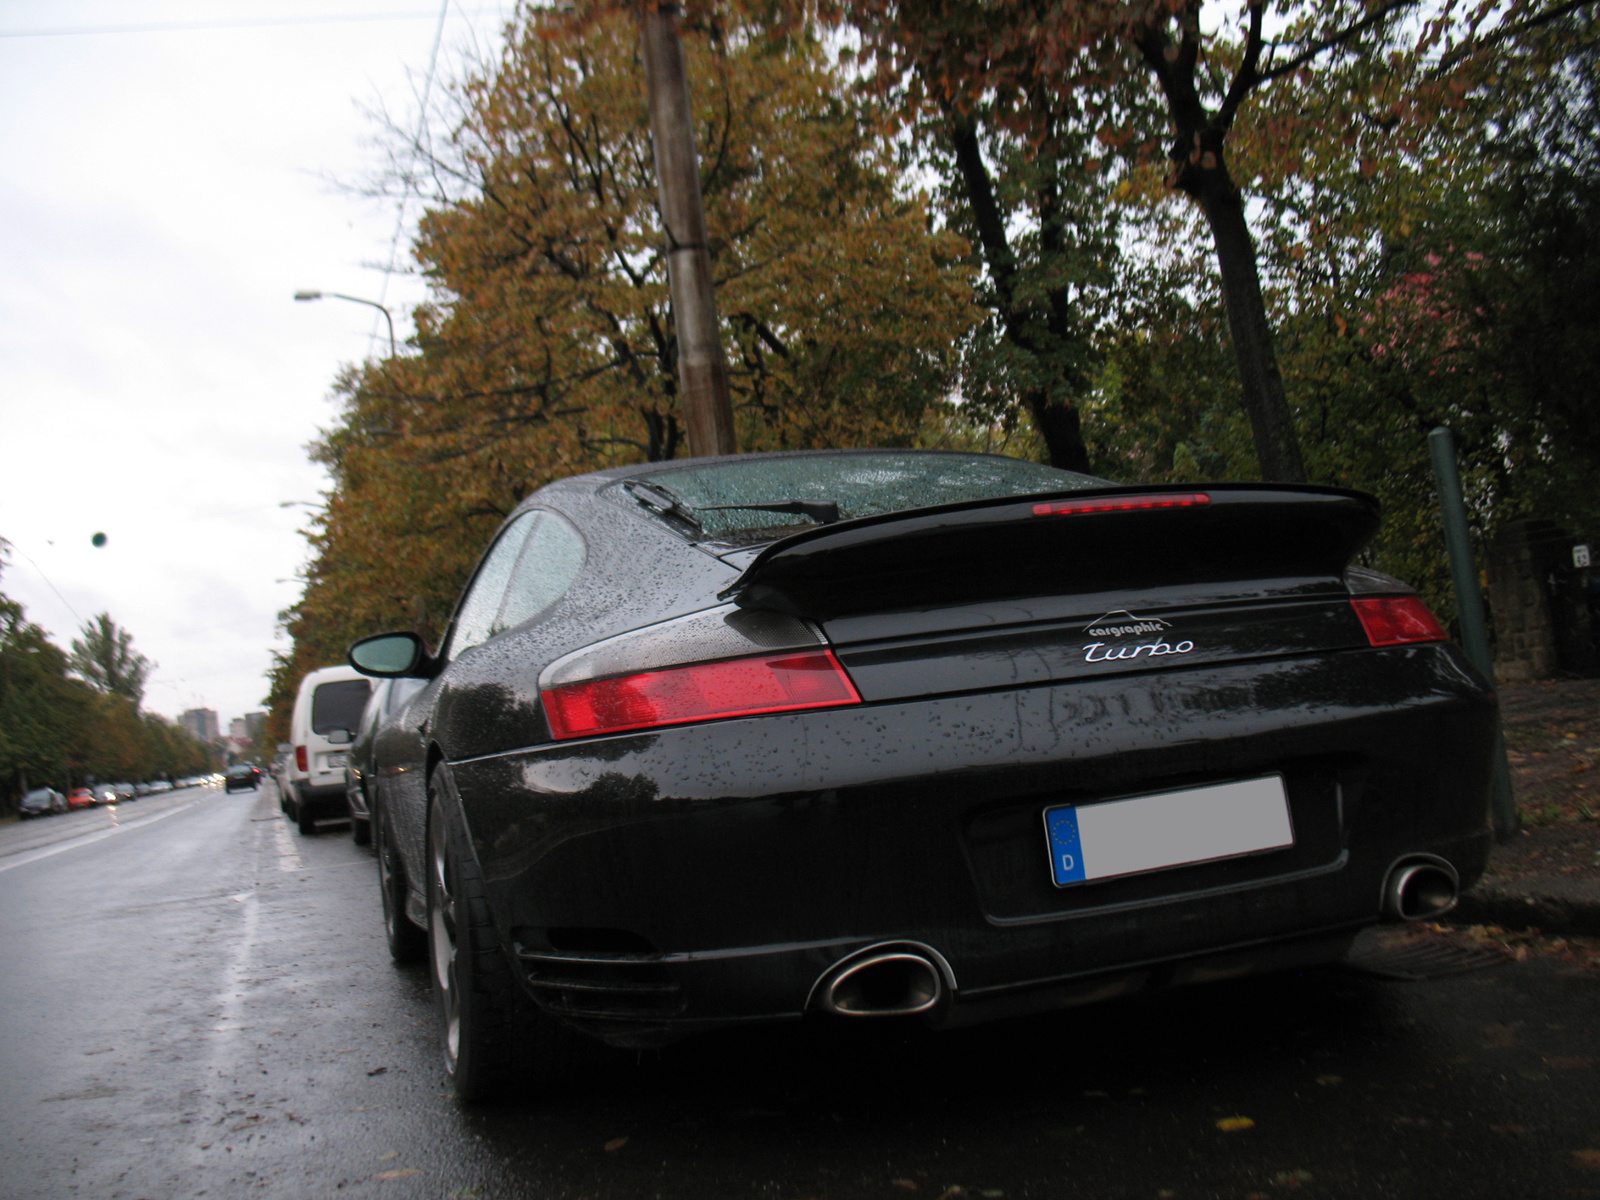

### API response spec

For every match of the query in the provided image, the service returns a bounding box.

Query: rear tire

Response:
[295,788,317,835]
[352,815,372,847]
[375,804,426,964]
[426,770,579,1102]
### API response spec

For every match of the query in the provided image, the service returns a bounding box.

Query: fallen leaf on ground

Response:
[378,1151,398,1161]
[1272,1169,1313,1188]
[934,1188,964,1200]
[1573,1149,1600,1170]
[1216,1116,1255,1132]
[375,1169,420,1181]
[603,1137,629,1153]
[1315,1075,1342,1086]
[890,1180,919,1191]
[366,1066,388,1077]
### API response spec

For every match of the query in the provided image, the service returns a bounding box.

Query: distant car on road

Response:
[109,782,136,802]
[93,785,118,805]
[147,780,173,794]
[67,788,97,810]
[19,788,66,818]
[224,765,261,793]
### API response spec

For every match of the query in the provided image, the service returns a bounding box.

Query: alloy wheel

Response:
[428,813,461,1067]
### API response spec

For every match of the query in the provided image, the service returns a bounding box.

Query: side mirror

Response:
[349,631,433,678]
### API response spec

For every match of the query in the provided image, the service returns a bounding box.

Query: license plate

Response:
[1043,775,1293,887]
[325,753,349,768]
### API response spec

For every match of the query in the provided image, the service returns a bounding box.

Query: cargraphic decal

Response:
[1084,609,1172,639]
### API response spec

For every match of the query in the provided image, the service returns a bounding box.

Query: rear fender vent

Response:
[511,927,683,1020]
[546,926,658,956]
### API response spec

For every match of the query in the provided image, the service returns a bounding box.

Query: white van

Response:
[285,665,372,835]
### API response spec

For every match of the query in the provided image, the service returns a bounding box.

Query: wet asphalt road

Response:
[2,783,1598,1200]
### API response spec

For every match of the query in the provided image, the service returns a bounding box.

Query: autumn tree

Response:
[1062,6,1599,618]
[0,548,205,807]
[70,612,153,708]
[837,0,1594,482]
[269,5,974,724]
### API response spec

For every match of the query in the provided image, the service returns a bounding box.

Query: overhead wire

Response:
[0,10,493,38]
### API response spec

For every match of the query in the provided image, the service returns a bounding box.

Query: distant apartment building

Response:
[222,713,268,761]
[180,707,219,744]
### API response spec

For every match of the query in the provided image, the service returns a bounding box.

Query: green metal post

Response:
[1428,427,1519,841]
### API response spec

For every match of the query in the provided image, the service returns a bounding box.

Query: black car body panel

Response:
[720,484,1378,619]
[357,452,1498,1049]
[442,643,1491,1041]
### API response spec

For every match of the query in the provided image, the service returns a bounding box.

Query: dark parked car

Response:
[347,449,1498,1101]
[345,677,425,848]
[224,765,261,793]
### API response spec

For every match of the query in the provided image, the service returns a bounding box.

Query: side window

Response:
[386,676,426,715]
[446,511,539,659]
[493,510,586,634]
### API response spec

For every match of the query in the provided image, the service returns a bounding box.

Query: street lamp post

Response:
[294,290,397,358]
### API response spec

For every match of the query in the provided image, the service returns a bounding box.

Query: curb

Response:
[1453,884,1600,939]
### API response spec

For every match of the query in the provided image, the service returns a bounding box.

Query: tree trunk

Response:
[1137,15,1308,484]
[1190,162,1307,482]
[946,116,1092,473]
[1025,390,1093,474]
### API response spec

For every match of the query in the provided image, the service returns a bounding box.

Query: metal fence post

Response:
[1428,426,1519,840]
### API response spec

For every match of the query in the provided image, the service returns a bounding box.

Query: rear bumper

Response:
[296,781,350,820]
[450,644,1496,1046]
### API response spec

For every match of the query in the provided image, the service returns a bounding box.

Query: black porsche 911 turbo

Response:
[347,449,1497,1100]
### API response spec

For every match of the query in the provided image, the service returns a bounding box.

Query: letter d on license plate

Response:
[1044,775,1293,887]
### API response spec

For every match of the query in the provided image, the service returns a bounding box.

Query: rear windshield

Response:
[311,679,371,735]
[625,452,1102,543]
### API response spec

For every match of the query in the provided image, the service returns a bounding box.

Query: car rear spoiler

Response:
[717,484,1381,621]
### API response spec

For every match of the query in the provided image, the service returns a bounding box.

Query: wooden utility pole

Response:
[640,2,737,458]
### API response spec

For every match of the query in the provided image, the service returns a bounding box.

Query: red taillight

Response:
[295,745,308,771]
[542,650,861,739]
[1033,493,1210,517]
[1351,596,1448,646]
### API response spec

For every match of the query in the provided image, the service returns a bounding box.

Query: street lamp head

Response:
[293,290,323,302]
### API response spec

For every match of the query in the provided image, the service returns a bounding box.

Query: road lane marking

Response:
[0,799,205,874]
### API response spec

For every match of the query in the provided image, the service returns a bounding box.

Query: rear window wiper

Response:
[696,500,841,525]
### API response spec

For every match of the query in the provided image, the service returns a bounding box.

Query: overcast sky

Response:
[0,1,514,727]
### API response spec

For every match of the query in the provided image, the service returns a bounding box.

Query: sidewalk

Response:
[1452,676,1600,936]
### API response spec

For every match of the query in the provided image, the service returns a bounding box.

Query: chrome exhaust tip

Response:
[818,950,944,1017]
[1383,857,1460,921]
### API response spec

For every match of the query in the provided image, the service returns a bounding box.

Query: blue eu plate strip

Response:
[1046,807,1086,885]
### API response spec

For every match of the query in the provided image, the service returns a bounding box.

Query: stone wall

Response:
[1487,520,1558,682]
